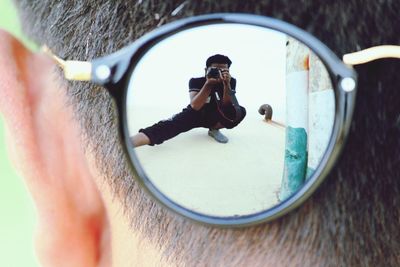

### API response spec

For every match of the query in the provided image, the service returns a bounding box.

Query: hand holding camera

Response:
[206,67,231,88]
[220,69,231,88]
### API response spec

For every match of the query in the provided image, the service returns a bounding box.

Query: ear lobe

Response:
[0,30,110,267]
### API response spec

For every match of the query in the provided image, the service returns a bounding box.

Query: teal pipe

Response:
[279,126,308,201]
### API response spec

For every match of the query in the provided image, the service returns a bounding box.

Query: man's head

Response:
[206,54,232,68]
[1,1,399,266]
[205,54,231,80]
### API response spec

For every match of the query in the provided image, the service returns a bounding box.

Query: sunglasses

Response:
[45,13,400,227]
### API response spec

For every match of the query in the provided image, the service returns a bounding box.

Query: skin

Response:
[0,31,164,267]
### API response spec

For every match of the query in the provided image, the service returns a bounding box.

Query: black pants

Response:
[139,104,246,145]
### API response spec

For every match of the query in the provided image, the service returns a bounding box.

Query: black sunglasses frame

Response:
[90,13,357,227]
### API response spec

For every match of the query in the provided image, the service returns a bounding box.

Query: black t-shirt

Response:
[188,77,237,109]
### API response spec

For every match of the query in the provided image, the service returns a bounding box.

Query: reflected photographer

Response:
[131,54,246,147]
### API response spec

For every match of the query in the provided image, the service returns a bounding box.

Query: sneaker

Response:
[208,129,229,143]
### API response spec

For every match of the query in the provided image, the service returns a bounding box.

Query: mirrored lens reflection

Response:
[126,24,335,217]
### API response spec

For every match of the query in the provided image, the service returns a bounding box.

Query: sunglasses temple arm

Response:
[44,45,400,80]
[343,45,400,65]
[41,46,92,81]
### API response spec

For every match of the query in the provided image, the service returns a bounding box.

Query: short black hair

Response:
[206,54,232,68]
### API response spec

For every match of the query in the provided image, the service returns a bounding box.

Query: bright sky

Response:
[127,23,287,133]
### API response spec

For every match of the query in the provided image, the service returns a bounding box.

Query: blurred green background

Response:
[0,0,40,266]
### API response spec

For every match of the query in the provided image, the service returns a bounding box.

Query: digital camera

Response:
[206,67,221,79]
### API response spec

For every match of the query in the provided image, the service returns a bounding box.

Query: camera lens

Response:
[207,67,220,79]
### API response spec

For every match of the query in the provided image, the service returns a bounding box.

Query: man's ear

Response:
[0,30,110,267]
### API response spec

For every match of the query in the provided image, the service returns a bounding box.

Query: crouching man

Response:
[131,54,246,147]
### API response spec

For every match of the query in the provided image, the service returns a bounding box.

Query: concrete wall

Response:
[308,49,335,170]
[280,37,334,200]
[286,37,334,172]
[280,37,310,200]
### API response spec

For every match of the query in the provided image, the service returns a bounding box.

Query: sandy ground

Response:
[130,108,285,217]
